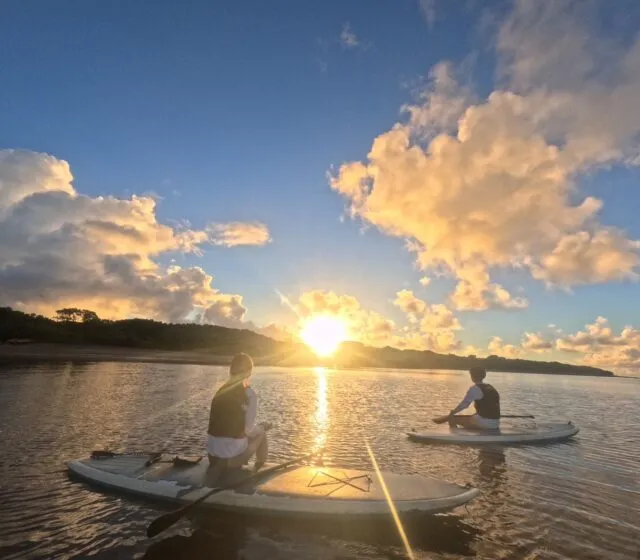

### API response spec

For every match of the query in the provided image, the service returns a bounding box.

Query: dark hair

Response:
[229,353,253,378]
[469,366,486,382]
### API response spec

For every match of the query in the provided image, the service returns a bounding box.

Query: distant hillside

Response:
[327,342,614,377]
[0,307,615,377]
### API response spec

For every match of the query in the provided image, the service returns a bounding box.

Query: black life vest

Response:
[474,383,500,419]
[207,380,248,439]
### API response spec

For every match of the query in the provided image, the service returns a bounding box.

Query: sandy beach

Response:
[0,343,237,367]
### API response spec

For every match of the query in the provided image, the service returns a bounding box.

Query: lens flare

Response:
[365,441,415,559]
[300,315,348,357]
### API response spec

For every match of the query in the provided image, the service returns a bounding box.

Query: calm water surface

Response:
[0,363,638,559]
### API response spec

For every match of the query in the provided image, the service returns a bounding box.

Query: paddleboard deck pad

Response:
[67,452,478,517]
[407,421,579,445]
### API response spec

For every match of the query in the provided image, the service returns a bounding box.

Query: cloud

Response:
[554,316,640,369]
[521,331,553,352]
[330,1,640,310]
[339,22,360,49]
[418,0,437,29]
[393,289,461,351]
[289,288,461,352]
[201,293,247,327]
[450,263,528,311]
[531,230,640,286]
[462,344,486,358]
[555,316,628,352]
[497,0,616,93]
[296,290,396,348]
[419,276,431,286]
[394,289,427,322]
[339,22,371,51]
[0,149,256,324]
[256,323,294,342]
[207,222,271,247]
[488,336,521,358]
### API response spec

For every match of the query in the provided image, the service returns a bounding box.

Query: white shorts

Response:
[470,415,500,430]
[207,435,248,459]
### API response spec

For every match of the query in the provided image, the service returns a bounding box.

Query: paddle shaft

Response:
[146,449,319,538]
[91,449,166,458]
[448,414,533,418]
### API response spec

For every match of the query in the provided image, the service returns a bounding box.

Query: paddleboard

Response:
[407,421,579,445]
[67,452,478,517]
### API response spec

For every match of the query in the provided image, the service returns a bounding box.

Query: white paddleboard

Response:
[407,421,579,445]
[67,452,478,517]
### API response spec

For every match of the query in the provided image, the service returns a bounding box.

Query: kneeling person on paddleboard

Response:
[207,353,270,472]
[448,367,500,431]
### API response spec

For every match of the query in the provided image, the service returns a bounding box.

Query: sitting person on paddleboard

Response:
[207,353,270,471]
[447,367,500,430]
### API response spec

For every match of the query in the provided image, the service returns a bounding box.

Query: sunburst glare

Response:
[300,315,348,357]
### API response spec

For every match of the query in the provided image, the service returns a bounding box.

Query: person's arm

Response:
[449,386,482,416]
[244,387,262,438]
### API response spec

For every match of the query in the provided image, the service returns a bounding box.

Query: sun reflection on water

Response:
[313,367,328,453]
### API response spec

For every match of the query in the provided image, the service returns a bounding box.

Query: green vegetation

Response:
[330,342,615,377]
[0,307,614,376]
[0,307,279,356]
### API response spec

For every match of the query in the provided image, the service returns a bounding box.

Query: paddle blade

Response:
[146,509,184,538]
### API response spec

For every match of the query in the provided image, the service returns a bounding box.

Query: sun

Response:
[300,315,348,357]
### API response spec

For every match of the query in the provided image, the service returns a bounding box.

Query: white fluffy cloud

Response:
[0,149,265,325]
[393,289,461,351]
[207,222,271,247]
[554,317,640,369]
[450,263,528,311]
[521,331,553,352]
[330,0,640,311]
[295,290,396,348]
[256,322,294,342]
[513,317,640,371]
[289,288,461,352]
[393,289,427,322]
[488,336,521,359]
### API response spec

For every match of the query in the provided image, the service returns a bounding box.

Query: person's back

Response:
[207,353,269,471]
[448,367,501,430]
[473,381,500,421]
[208,379,249,440]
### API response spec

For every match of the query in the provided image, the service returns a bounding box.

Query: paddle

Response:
[431,414,535,425]
[146,449,321,538]
[91,449,168,466]
[91,449,166,458]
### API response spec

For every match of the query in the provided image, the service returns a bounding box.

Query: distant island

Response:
[0,307,615,377]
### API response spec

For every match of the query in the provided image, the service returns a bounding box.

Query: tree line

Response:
[0,306,614,376]
[0,307,281,356]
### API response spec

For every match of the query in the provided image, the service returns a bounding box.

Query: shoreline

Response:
[0,343,235,367]
[0,342,620,377]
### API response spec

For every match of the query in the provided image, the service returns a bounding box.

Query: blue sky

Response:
[1,0,640,372]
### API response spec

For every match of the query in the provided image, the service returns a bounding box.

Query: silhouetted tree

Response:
[81,310,100,323]
[55,308,84,322]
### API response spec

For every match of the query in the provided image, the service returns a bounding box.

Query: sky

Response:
[2,0,640,374]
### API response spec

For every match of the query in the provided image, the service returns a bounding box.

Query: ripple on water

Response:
[0,363,638,559]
